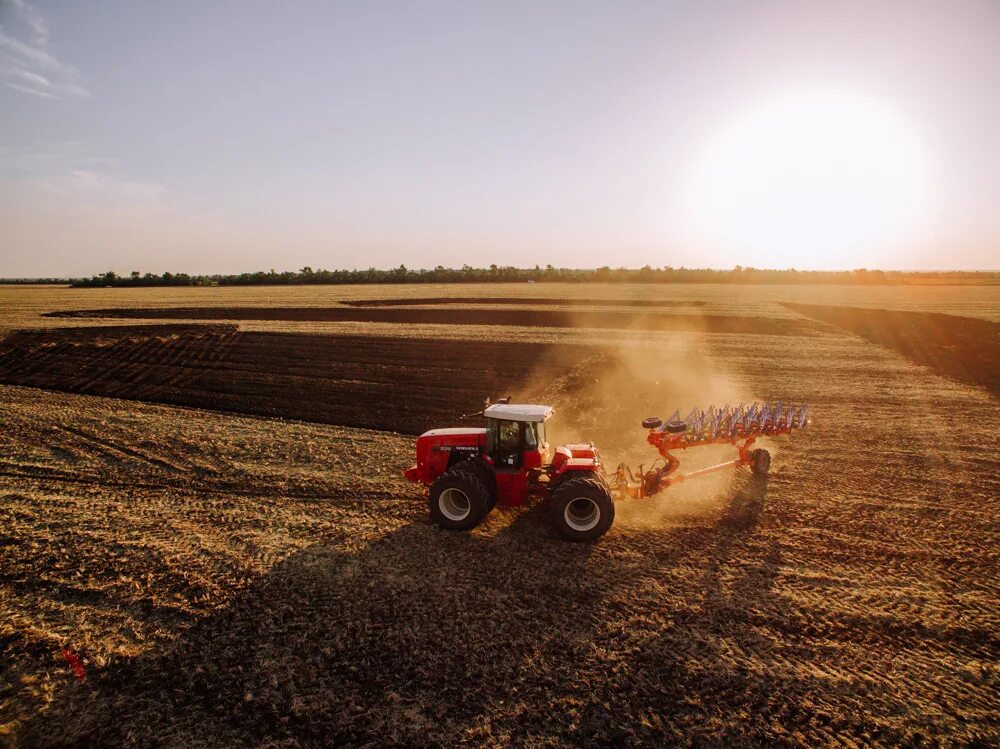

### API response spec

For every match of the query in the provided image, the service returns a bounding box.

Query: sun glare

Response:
[687,90,929,268]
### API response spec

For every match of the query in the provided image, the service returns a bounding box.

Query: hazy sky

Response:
[1,0,998,276]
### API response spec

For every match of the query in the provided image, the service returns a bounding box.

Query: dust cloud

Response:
[513,306,762,526]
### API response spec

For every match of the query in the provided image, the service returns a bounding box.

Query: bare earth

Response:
[1,283,998,748]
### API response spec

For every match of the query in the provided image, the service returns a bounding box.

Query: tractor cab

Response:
[482,403,552,470]
[480,403,553,508]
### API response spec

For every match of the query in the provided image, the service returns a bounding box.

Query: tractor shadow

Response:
[702,475,782,617]
[21,476,788,747]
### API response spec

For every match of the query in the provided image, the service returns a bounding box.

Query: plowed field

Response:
[339,296,708,307]
[784,303,1000,395]
[47,305,820,336]
[0,325,602,435]
[1,283,998,748]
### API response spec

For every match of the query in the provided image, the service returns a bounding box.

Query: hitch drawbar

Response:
[613,402,809,499]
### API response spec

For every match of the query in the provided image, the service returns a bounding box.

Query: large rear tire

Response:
[429,470,491,531]
[450,458,497,511]
[550,474,615,542]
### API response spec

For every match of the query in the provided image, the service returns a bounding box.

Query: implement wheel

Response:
[749,448,771,476]
[429,470,490,531]
[551,474,615,542]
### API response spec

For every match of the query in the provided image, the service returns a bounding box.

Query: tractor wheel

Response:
[550,474,615,542]
[552,467,611,494]
[450,458,497,511]
[749,448,771,476]
[429,470,491,531]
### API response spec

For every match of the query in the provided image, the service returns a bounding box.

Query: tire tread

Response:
[429,469,491,531]
[550,472,615,542]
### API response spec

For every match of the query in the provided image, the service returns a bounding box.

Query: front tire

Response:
[550,474,615,542]
[450,458,497,511]
[429,470,491,531]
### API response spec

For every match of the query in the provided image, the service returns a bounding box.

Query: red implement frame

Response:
[612,402,807,500]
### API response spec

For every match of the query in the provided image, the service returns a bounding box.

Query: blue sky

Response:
[1,0,998,276]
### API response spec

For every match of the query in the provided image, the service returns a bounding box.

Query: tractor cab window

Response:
[497,419,521,452]
[487,418,523,468]
[524,421,549,462]
[524,422,538,448]
[524,420,548,450]
[534,421,546,449]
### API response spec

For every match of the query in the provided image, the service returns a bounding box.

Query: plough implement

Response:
[405,398,809,541]
[614,402,810,499]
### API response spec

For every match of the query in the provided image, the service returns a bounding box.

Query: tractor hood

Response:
[406,427,488,485]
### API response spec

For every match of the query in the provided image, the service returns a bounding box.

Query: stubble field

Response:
[1,282,998,748]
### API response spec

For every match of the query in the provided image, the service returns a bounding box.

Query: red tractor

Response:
[405,398,808,542]
[404,399,614,541]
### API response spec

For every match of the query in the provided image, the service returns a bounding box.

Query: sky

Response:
[1,0,998,277]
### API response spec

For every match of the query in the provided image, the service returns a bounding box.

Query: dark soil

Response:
[45,306,819,336]
[0,325,603,435]
[341,296,707,308]
[784,303,1000,395]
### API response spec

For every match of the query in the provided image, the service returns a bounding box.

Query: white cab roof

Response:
[424,427,488,436]
[483,403,554,422]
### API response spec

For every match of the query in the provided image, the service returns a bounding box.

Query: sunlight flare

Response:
[687,90,930,267]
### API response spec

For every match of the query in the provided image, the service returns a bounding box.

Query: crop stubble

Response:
[1,285,998,747]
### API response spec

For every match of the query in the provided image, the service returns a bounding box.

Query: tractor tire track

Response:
[55,425,192,475]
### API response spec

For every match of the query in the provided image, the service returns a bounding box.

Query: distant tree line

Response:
[0,277,73,284]
[30,265,1000,288]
